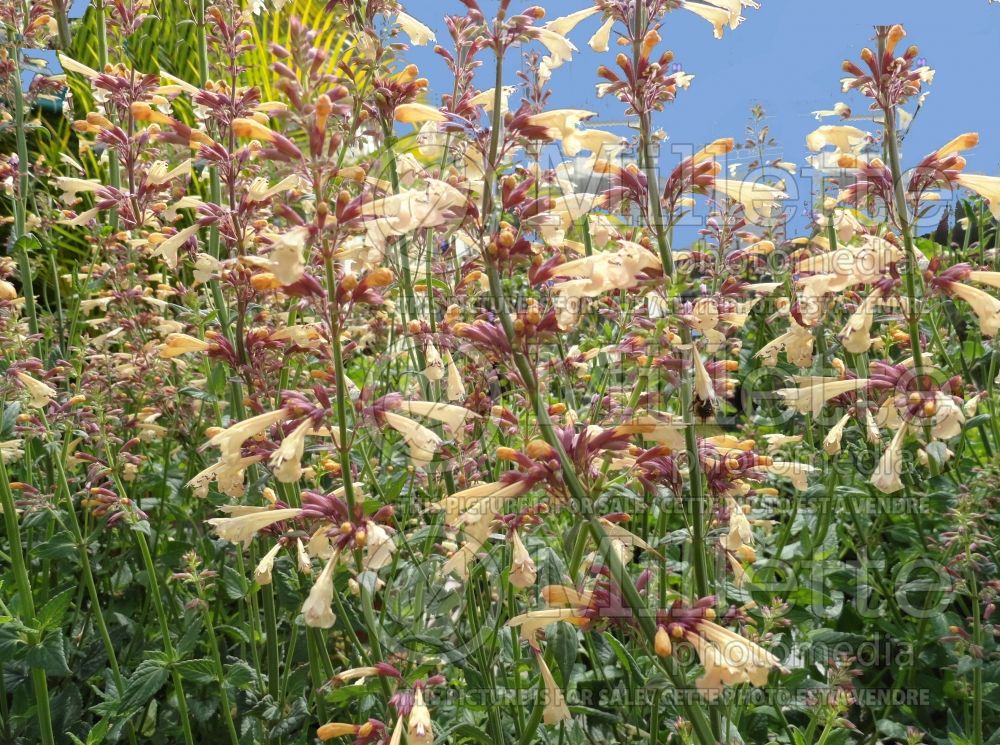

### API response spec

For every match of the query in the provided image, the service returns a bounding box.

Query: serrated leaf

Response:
[119,660,170,712]
[26,629,71,676]
[221,564,249,600]
[37,587,75,630]
[175,658,218,685]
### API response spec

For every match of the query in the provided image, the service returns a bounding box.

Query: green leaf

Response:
[26,629,71,676]
[119,660,170,713]
[549,620,579,684]
[37,587,75,630]
[224,660,258,689]
[221,564,249,600]
[175,658,218,685]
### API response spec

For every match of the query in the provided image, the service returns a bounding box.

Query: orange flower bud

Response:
[655,627,672,657]
[525,439,556,461]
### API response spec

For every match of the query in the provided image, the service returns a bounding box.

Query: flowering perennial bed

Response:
[0,1,998,744]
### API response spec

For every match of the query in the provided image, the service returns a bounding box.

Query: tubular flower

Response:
[204,409,289,457]
[531,27,578,73]
[444,352,465,402]
[755,320,814,368]
[303,554,338,628]
[824,413,851,455]
[680,1,744,39]
[955,174,1000,219]
[871,423,908,494]
[536,651,572,725]
[589,15,614,52]
[382,411,443,468]
[393,400,478,433]
[15,372,57,408]
[253,542,283,586]
[506,607,590,650]
[685,622,780,699]
[764,461,817,491]
[363,520,396,571]
[508,530,537,589]
[806,125,870,153]
[266,227,308,285]
[776,378,870,417]
[839,289,883,354]
[424,342,444,381]
[159,333,210,358]
[206,507,301,547]
[711,178,789,225]
[544,6,600,36]
[394,102,447,124]
[943,281,1000,337]
[269,419,313,483]
[396,11,435,46]
[148,223,201,269]
[407,688,432,745]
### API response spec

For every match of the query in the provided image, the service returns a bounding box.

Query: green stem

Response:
[0,458,54,745]
[133,529,195,745]
[194,580,240,745]
[41,430,136,745]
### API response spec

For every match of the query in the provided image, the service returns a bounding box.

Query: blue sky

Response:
[36,1,1000,239]
[399,0,1000,236]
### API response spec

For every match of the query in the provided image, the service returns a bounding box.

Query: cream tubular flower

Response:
[160,333,210,359]
[712,179,788,225]
[537,652,572,725]
[526,109,597,141]
[871,424,908,494]
[395,400,478,433]
[267,227,308,285]
[755,321,814,368]
[680,0,742,39]
[269,419,312,483]
[444,352,465,402]
[382,411,443,468]
[254,542,283,585]
[394,103,448,124]
[509,530,537,589]
[691,347,716,405]
[589,15,614,51]
[544,6,600,35]
[824,413,851,455]
[396,11,435,46]
[532,27,578,70]
[506,608,588,650]
[149,223,201,269]
[776,378,870,417]
[205,409,289,457]
[408,688,433,745]
[928,392,965,440]
[724,498,753,551]
[765,461,817,491]
[296,538,312,575]
[805,125,870,153]
[863,408,882,444]
[424,342,444,381]
[363,520,396,571]
[16,372,57,408]
[688,621,780,699]
[303,554,338,628]
[955,174,1000,219]
[436,480,527,525]
[146,159,192,186]
[946,282,1000,337]
[839,289,881,354]
[206,507,301,547]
